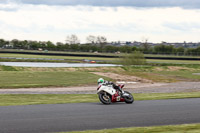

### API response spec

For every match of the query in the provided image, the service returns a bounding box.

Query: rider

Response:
[97,78,124,94]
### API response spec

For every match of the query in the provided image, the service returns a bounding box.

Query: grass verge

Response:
[121,65,200,82]
[1,53,200,64]
[147,59,200,64]
[0,71,110,88]
[61,123,200,133]
[0,53,116,61]
[0,92,199,106]
[1,65,200,85]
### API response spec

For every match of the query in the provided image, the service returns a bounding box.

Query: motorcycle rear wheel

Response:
[124,91,134,104]
[98,92,111,104]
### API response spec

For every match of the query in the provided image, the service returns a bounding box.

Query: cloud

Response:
[0,1,19,11]
[0,2,200,43]
[1,0,200,9]
[163,22,200,32]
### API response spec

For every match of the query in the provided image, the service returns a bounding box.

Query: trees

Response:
[70,44,79,51]
[96,36,107,44]
[96,36,107,49]
[86,35,107,46]
[119,45,132,53]
[141,38,150,53]
[0,39,8,48]
[66,34,80,45]
[28,41,40,50]
[176,47,185,55]
[154,44,175,54]
[86,35,96,44]
[1,36,200,56]
[11,39,21,49]
[104,45,117,53]
[46,41,55,50]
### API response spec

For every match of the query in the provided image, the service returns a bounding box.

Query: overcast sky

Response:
[0,0,200,43]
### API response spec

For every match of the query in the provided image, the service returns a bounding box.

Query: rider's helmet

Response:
[97,78,104,84]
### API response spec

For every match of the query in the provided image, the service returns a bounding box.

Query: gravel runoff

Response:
[0,82,200,94]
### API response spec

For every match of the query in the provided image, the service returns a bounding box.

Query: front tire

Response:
[98,92,111,104]
[124,91,134,104]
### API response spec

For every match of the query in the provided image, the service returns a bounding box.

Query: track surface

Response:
[0,98,200,133]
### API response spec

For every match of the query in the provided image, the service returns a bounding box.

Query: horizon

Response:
[1,37,200,44]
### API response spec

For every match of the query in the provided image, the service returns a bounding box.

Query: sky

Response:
[0,0,200,43]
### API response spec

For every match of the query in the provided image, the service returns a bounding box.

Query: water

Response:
[0,62,121,67]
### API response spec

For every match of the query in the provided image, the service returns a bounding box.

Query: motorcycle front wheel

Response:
[124,91,134,104]
[98,92,111,104]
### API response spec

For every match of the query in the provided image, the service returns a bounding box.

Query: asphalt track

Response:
[0,98,200,133]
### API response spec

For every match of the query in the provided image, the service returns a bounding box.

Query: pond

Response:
[0,62,121,68]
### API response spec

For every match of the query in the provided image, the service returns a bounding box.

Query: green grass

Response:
[0,49,119,56]
[0,71,110,88]
[61,123,200,133]
[1,65,200,87]
[0,65,18,71]
[0,53,116,61]
[155,70,200,81]
[134,92,200,100]
[2,49,200,58]
[147,59,200,64]
[0,94,98,106]
[121,65,200,82]
[1,53,200,64]
[145,54,200,58]
[0,92,199,106]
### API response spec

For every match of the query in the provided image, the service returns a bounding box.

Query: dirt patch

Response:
[167,66,193,71]
[91,72,153,83]
[154,66,194,72]
[21,67,125,72]
[154,67,164,71]
[78,67,125,72]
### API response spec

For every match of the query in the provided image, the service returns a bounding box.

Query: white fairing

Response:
[97,84,116,95]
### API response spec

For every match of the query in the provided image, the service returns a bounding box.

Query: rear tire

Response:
[98,92,111,104]
[124,91,134,104]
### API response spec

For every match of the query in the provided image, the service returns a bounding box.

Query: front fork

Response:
[120,90,130,98]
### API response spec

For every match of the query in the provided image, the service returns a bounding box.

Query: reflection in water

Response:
[0,62,120,67]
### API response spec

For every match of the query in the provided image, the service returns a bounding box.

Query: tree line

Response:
[0,36,200,56]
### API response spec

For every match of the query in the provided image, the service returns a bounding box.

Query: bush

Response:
[120,51,146,65]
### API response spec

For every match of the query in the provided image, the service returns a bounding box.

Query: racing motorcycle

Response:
[97,83,134,104]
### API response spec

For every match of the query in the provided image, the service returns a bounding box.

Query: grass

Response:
[0,49,119,56]
[155,70,200,81]
[2,49,200,58]
[0,71,110,88]
[0,53,116,61]
[145,54,200,58]
[0,92,199,106]
[121,65,200,82]
[61,123,200,133]
[0,65,200,87]
[0,65,18,71]
[1,53,200,64]
[134,92,200,100]
[147,59,200,64]
[0,94,98,106]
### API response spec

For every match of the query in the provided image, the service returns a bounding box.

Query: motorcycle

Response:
[97,83,134,104]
